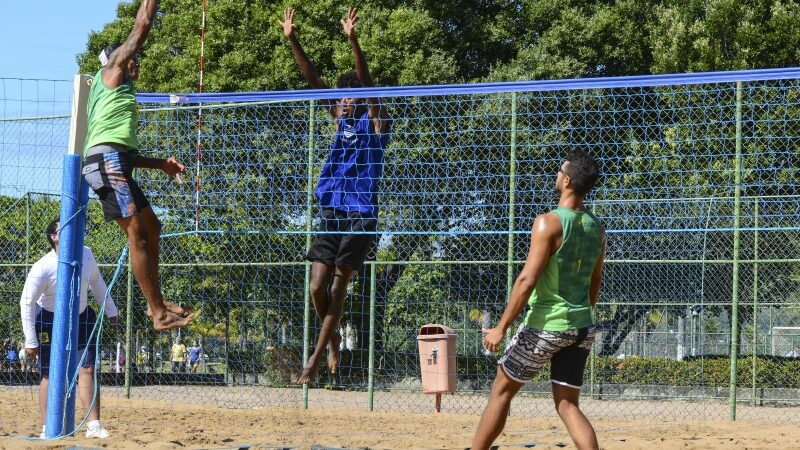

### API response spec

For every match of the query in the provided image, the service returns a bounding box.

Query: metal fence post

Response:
[302,100,316,409]
[225,302,230,382]
[729,81,743,420]
[368,262,377,411]
[506,93,518,301]
[125,252,132,398]
[751,201,759,406]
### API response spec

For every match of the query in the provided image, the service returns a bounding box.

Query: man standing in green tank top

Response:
[471,150,605,450]
[81,0,194,331]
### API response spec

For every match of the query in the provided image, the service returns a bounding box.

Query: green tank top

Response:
[524,207,603,331]
[83,69,139,156]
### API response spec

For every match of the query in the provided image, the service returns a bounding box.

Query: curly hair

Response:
[336,70,362,89]
[564,149,600,196]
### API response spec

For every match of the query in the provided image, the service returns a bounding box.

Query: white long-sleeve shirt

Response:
[20,246,118,349]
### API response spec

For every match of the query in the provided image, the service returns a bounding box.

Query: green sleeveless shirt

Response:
[524,207,603,331]
[83,69,139,156]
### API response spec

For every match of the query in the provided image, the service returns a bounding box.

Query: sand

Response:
[1,386,799,449]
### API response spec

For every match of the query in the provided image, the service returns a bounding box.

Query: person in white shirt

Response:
[20,218,120,439]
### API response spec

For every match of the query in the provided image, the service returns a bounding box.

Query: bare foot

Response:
[327,332,342,375]
[293,356,320,385]
[151,310,195,331]
[147,302,193,318]
[165,301,193,317]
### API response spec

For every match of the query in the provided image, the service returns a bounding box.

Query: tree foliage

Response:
[77,0,800,90]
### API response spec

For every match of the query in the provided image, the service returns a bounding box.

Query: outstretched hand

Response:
[162,157,185,184]
[280,8,296,39]
[341,7,358,38]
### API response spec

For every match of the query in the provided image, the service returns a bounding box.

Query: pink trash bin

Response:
[417,324,457,412]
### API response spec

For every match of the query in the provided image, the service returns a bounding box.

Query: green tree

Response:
[650,0,800,73]
[76,0,485,91]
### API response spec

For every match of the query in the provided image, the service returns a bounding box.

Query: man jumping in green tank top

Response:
[81,0,194,331]
[471,150,605,450]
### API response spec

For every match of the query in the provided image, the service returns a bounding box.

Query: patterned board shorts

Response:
[498,324,596,389]
[82,145,150,222]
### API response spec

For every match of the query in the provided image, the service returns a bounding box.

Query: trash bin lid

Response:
[418,324,455,336]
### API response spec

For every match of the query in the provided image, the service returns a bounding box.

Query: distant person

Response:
[137,346,149,372]
[786,346,800,358]
[170,338,187,373]
[280,6,391,385]
[4,340,18,371]
[117,346,126,373]
[81,0,193,331]
[188,341,202,373]
[471,151,605,450]
[20,218,119,439]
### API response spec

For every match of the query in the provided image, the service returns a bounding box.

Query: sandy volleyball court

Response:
[1,387,799,449]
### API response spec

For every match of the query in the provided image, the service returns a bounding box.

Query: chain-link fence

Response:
[1,72,799,422]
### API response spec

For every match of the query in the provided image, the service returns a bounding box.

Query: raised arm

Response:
[482,213,561,352]
[102,0,158,88]
[280,8,338,118]
[341,7,389,134]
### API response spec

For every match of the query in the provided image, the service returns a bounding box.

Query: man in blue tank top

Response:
[280,7,391,385]
[472,150,605,450]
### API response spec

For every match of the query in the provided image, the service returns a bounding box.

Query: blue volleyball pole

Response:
[45,155,88,437]
[44,74,92,439]
[67,174,90,429]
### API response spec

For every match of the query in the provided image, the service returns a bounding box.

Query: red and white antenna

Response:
[194,0,206,231]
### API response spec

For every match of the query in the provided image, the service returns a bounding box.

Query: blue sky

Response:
[0,1,121,82]
[0,2,122,195]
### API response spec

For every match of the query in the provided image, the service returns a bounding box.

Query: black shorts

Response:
[83,146,150,222]
[306,209,377,270]
[35,307,98,377]
[498,324,596,389]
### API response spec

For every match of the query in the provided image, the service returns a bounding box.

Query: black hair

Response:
[336,70,362,89]
[46,218,59,250]
[563,149,600,196]
[103,43,122,56]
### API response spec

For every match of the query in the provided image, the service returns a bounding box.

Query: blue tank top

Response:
[315,111,390,218]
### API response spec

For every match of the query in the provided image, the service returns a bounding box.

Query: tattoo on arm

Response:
[109,0,158,68]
